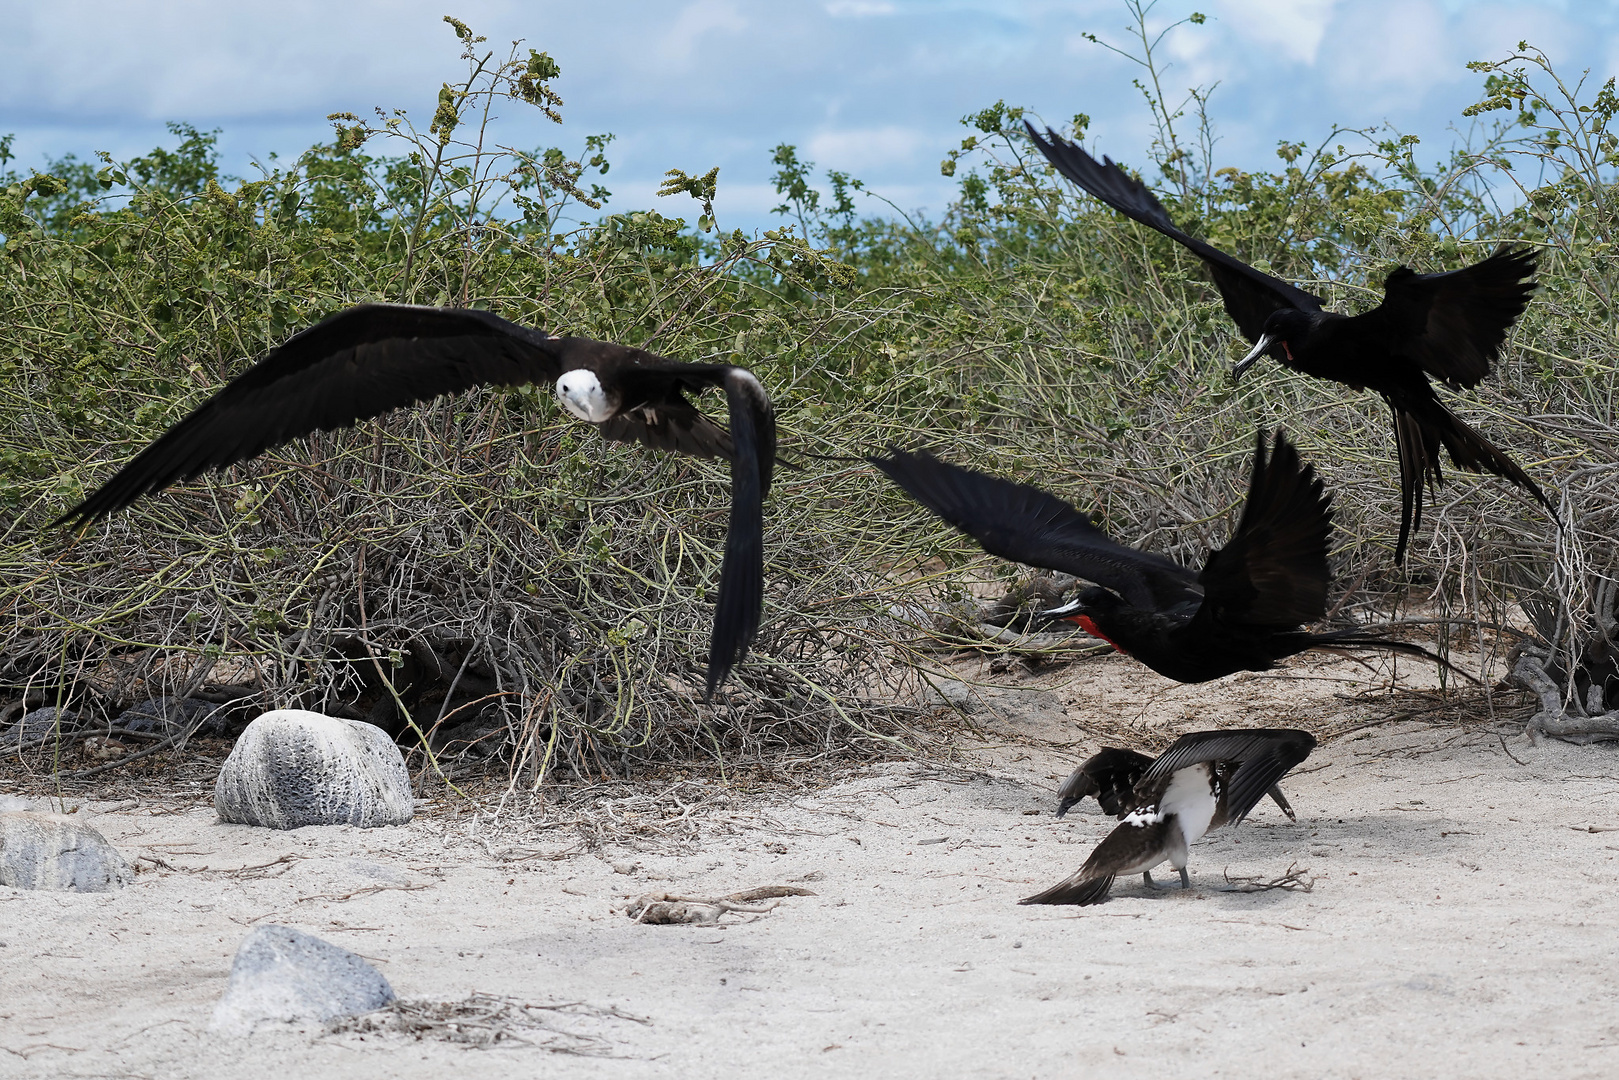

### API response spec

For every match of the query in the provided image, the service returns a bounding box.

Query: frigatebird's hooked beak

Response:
[1035,597,1086,625]
[1232,333,1276,382]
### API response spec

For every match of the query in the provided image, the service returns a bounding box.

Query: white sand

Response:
[4,651,1619,1079]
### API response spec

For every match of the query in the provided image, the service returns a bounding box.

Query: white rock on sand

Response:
[0,811,132,891]
[211,924,396,1035]
[214,710,413,830]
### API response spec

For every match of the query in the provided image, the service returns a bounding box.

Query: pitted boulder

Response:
[0,812,131,891]
[214,710,413,829]
[211,924,396,1034]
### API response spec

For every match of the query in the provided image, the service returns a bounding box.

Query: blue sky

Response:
[2,1,1615,234]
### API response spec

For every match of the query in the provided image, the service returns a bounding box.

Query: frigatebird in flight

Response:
[1022,728,1317,905]
[56,304,774,696]
[1024,122,1552,563]
[872,430,1458,684]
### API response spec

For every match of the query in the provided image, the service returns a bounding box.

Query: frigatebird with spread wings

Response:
[1024,122,1551,563]
[872,431,1453,684]
[56,303,774,696]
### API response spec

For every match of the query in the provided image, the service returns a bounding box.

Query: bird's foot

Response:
[1143,869,1195,894]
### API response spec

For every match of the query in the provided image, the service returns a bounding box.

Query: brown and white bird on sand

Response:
[1022,728,1316,906]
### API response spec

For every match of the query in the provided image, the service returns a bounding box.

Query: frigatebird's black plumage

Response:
[1023,728,1316,906]
[55,303,775,696]
[1024,122,1551,563]
[872,431,1459,684]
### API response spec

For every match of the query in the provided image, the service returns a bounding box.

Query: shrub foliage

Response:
[4,15,1618,780]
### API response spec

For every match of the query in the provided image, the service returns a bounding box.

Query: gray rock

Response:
[214,710,413,830]
[115,697,225,736]
[0,812,131,891]
[211,924,395,1034]
[0,796,36,813]
[1,707,78,747]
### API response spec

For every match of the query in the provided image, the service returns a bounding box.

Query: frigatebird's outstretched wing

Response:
[1189,430,1332,633]
[1024,123,1324,340]
[870,447,1199,613]
[54,305,563,526]
[1371,246,1538,391]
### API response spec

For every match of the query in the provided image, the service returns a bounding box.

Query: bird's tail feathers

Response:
[1305,626,1482,685]
[1389,389,1554,562]
[703,373,769,699]
[1019,873,1116,906]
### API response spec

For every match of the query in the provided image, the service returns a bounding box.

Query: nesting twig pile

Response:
[329,992,650,1053]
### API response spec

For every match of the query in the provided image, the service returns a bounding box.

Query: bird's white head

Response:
[555,370,611,423]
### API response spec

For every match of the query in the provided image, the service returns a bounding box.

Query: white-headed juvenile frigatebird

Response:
[56,304,774,696]
[1024,122,1552,563]
[872,430,1459,684]
[1021,728,1316,905]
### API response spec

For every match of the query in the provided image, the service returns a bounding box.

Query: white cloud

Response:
[0,0,1611,239]
[807,125,926,172]
[825,1,896,16]
[659,0,749,65]
[1317,1,1453,104]
[1216,0,1342,66]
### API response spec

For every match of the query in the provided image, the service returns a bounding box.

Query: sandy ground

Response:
[4,649,1619,1079]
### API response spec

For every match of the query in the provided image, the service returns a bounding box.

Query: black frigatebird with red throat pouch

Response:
[55,303,775,697]
[871,431,1465,684]
[1022,728,1317,906]
[1024,122,1553,563]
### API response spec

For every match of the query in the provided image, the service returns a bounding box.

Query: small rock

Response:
[211,924,395,1034]
[214,711,413,830]
[611,861,638,875]
[0,707,78,747]
[0,812,131,891]
[81,736,135,763]
[631,900,722,925]
[115,697,225,737]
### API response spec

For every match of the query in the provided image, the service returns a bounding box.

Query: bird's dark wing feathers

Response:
[1024,123,1325,339]
[56,304,562,525]
[1139,729,1317,827]
[1190,430,1331,631]
[870,448,1198,612]
[587,355,776,696]
[706,370,773,696]
[1372,246,1538,390]
[1056,747,1155,817]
